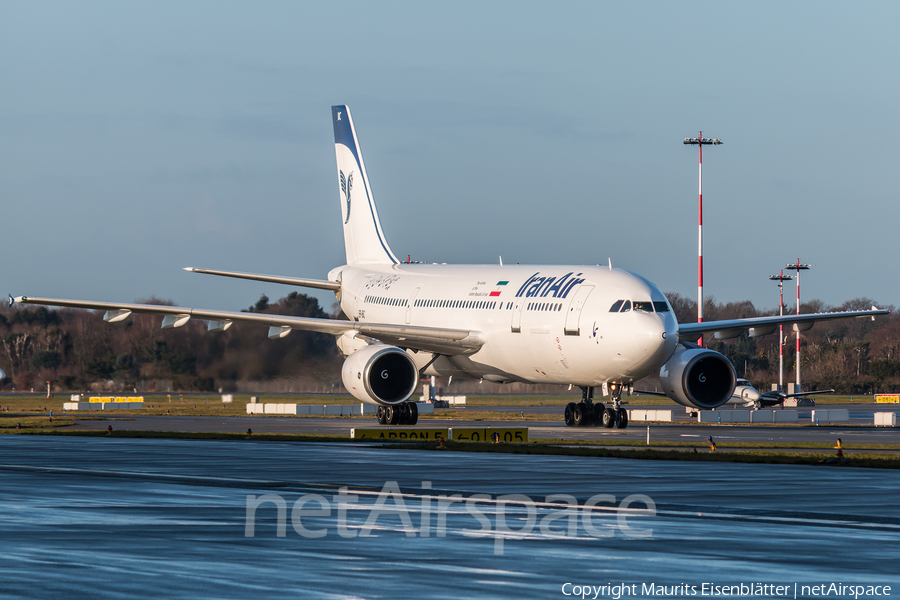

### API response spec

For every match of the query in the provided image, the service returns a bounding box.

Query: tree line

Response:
[0,292,342,393]
[1,291,898,394]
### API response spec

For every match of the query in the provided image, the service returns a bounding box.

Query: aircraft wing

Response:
[678,308,890,340]
[782,389,834,398]
[10,296,484,355]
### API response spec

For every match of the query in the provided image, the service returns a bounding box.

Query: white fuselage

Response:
[330,263,679,387]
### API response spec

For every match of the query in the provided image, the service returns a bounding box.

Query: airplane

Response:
[10,105,890,429]
[728,378,832,410]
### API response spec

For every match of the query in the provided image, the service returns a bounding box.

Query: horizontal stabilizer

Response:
[184,267,340,291]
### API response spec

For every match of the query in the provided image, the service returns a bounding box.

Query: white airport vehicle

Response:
[728,378,830,409]
[10,106,889,428]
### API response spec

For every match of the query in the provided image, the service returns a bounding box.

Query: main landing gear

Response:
[376,402,419,425]
[564,385,628,429]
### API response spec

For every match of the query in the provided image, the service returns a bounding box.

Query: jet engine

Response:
[659,346,736,409]
[341,344,419,406]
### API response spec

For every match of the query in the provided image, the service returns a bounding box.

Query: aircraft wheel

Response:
[574,402,588,427]
[592,404,604,426]
[602,407,616,428]
[408,402,418,425]
[398,403,410,425]
[386,405,400,425]
[564,402,576,427]
[376,406,386,425]
[616,408,628,429]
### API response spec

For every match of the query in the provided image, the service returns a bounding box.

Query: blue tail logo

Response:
[340,170,354,224]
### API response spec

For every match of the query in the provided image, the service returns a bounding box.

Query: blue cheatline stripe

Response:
[332,105,397,264]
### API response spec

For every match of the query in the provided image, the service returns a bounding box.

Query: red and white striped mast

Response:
[784,260,811,391]
[684,133,722,346]
[769,271,793,391]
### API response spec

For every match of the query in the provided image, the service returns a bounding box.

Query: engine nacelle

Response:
[659,346,736,409]
[341,344,419,406]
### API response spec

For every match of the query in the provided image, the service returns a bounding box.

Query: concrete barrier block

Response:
[730,410,751,423]
[416,402,434,415]
[323,405,342,415]
[340,405,356,416]
[875,412,897,427]
[628,409,646,421]
[293,405,309,415]
[307,405,323,415]
[698,411,719,423]
[652,410,673,422]
[812,409,849,423]
[751,410,775,424]
[63,403,78,411]
[275,404,285,414]
[710,410,731,423]
[246,404,255,414]
[281,404,297,415]
[774,410,798,423]
[263,403,278,415]
[829,409,849,422]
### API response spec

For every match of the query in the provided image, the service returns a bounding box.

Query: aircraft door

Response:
[511,299,524,333]
[406,286,420,324]
[564,285,594,336]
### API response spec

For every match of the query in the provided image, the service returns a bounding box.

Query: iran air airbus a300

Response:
[11,106,889,428]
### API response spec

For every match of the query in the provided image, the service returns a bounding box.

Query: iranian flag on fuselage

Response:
[489,281,508,297]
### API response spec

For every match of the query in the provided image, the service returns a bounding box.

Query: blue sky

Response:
[2,1,898,314]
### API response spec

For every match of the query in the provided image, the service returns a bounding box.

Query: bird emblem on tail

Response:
[340,170,353,224]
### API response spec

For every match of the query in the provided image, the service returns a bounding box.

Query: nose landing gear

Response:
[564,385,629,429]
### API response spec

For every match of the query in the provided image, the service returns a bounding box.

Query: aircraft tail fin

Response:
[332,105,398,266]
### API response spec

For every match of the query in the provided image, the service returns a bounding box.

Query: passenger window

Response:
[620,300,632,312]
[634,301,653,312]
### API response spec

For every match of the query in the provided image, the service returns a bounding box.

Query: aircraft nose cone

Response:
[636,315,665,351]
[635,314,678,362]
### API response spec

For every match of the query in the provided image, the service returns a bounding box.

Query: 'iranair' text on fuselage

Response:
[515,272,586,299]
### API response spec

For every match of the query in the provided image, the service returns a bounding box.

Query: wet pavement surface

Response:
[0,437,898,599]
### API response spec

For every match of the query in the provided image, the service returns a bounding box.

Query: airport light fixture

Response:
[769,271,793,391]
[784,260,812,391]
[683,134,723,345]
